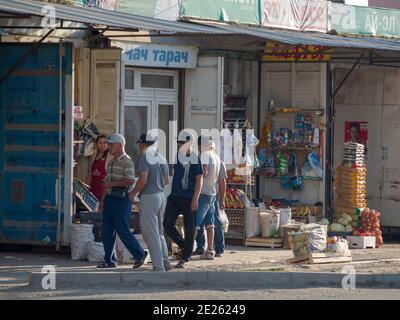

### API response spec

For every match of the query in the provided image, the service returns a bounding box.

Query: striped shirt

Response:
[105,153,136,192]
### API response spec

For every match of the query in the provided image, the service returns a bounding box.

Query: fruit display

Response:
[225,188,251,209]
[293,205,311,217]
[226,169,247,184]
[354,208,383,247]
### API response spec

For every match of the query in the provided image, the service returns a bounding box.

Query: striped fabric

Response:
[105,153,136,192]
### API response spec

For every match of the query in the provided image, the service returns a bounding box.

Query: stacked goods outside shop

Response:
[333,142,383,248]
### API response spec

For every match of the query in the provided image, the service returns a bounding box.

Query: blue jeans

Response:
[196,196,225,254]
[195,194,216,229]
[102,194,145,265]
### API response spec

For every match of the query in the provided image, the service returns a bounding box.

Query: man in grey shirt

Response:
[129,133,171,272]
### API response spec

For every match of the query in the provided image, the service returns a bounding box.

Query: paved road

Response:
[1,285,400,300]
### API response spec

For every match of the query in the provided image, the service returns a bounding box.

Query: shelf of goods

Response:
[224,171,254,245]
[257,107,325,194]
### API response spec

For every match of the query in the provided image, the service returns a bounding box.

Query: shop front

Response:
[113,41,199,165]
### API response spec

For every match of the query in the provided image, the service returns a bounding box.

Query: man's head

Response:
[136,133,155,153]
[107,133,126,155]
[197,135,211,153]
[350,123,359,141]
[177,131,193,152]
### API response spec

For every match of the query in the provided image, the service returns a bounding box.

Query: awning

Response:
[0,0,234,35]
[200,23,400,52]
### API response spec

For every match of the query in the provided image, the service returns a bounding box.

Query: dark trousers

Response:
[102,194,145,265]
[163,195,195,262]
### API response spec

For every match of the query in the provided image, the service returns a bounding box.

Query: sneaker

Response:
[192,248,205,256]
[132,251,149,269]
[97,261,117,269]
[200,250,214,260]
[175,260,188,269]
[215,252,223,258]
[164,260,173,272]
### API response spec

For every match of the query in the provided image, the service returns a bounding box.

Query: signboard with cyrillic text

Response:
[263,42,333,62]
[114,42,199,69]
[329,3,400,37]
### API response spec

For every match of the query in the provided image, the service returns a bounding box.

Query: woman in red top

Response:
[88,134,113,201]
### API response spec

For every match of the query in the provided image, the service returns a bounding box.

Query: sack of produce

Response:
[87,241,105,262]
[288,232,310,257]
[69,224,94,261]
[279,208,292,237]
[300,223,327,253]
[245,207,261,238]
[260,209,280,238]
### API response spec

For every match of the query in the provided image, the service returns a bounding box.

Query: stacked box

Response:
[334,142,366,223]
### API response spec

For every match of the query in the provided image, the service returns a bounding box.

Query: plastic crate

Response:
[347,236,376,249]
[73,179,99,212]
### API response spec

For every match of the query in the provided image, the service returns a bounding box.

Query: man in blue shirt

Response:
[163,132,203,269]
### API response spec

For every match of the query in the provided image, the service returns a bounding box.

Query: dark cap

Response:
[136,133,155,145]
[177,131,193,143]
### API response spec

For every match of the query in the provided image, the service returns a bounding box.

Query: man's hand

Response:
[219,202,225,210]
[129,191,137,202]
[191,199,199,212]
[101,181,112,190]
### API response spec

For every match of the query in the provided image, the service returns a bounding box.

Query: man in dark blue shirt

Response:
[163,132,203,269]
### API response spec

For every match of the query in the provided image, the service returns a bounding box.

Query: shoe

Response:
[192,248,205,256]
[132,251,148,269]
[164,260,173,272]
[175,260,188,269]
[200,250,214,260]
[97,261,117,269]
[215,252,223,258]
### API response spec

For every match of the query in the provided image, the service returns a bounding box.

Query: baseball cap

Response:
[136,133,155,145]
[108,133,126,145]
[177,131,194,143]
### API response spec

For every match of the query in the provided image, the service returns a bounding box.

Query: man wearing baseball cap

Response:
[129,133,171,272]
[97,133,147,269]
[163,130,203,269]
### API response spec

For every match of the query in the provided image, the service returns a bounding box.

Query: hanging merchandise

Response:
[308,152,323,178]
[233,129,243,166]
[79,119,99,157]
[259,113,273,148]
[246,130,259,168]
[265,150,277,178]
[301,156,318,179]
[276,152,288,176]
[288,151,302,191]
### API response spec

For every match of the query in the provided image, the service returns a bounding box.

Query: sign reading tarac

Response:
[263,42,333,62]
[181,0,260,25]
[263,0,328,33]
[329,3,400,38]
[114,42,199,68]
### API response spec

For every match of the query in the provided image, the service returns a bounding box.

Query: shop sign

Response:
[329,3,400,37]
[115,42,199,68]
[180,0,260,25]
[262,0,328,33]
[263,42,333,62]
[73,0,178,20]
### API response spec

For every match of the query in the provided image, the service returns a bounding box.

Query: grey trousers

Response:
[140,192,170,271]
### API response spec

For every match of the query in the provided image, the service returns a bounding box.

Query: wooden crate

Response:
[287,251,352,265]
[245,237,284,248]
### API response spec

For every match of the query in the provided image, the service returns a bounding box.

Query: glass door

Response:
[155,102,177,166]
[124,101,152,167]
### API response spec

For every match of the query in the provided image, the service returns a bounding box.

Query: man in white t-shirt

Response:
[195,136,221,260]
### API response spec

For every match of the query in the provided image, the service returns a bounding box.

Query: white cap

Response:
[108,133,126,145]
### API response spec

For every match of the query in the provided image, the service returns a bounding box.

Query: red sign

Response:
[345,121,368,146]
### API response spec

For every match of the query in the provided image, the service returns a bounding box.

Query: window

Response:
[141,74,174,89]
[125,69,134,89]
